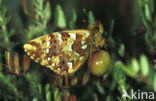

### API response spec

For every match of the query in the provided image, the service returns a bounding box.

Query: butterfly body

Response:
[24,24,105,75]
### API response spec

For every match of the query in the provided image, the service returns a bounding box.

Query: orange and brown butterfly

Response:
[24,21,105,75]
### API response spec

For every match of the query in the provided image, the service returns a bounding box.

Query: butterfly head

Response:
[90,21,105,48]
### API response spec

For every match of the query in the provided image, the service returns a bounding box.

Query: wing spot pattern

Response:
[81,45,88,49]
[46,48,49,53]
[46,41,50,47]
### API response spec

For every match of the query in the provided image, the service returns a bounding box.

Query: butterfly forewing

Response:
[24,30,91,75]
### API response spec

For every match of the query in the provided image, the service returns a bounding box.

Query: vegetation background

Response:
[0,0,156,101]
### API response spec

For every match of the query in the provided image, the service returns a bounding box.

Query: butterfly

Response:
[24,21,105,75]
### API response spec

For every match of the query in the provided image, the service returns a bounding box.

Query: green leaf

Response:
[35,9,42,16]
[138,0,150,31]
[105,96,111,101]
[131,58,139,73]
[33,0,43,11]
[115,61,136,78]
[82,71,90,85]
[145,2,152,21]
[148,0,154,14]
[148,66,154,83]
[117,76,126,91]
[69,8,77,29]
[88,11,96,25]
[118,44,125,57]
[32,97,39,101]
[109,19,115,36]
[113,60,125,82]
[71,9,77,23]
[45,84,50,92]
[145,33,153,53]
[38,84,42,96]
[43,1,51,22]
[46,91,51,101]
[54,4,66,28]
[54,88,61,101]
[139,54,149,76]
[54,89,59,101]
[95,82,105,94]
[153,73,156,91]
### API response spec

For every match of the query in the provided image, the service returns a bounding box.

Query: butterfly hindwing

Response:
[24,30,91,75]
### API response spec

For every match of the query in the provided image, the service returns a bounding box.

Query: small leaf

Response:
[109,19,115,36]
[43,1,51,22]
[32,97,38,101]
[115,61,136,78]
[71,77,78,86]
[140,54,149,76]
[35,9,42,16]
[82,71,90,85]
[106,96,111,101]
[23,54,30,73]
[45,84,50,92]
[46,91,51,101]
[145,3,152,21]
[131,58,139,73]
[69,9,77,29]
[5,51,14,71]
[148,67,154,83]
[14,53,20,75]
[54,88,61,101]
[54,4,66,28]
[38,84,42,96]
[54,89,59,101]
[118,44,125,57]
[153,73,156,91]
[88,11,96,26]
[71,9,77,23]
[95,82,105,94]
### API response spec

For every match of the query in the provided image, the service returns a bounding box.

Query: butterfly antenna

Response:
[82,8,89,17]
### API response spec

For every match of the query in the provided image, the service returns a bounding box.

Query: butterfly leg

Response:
[55,75,64,90]
[89,45,96,60]
[64,75,69,89]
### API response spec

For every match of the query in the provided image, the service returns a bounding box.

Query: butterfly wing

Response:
[24,30,91,75]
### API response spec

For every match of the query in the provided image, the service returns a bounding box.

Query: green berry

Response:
[88,50,110,75]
